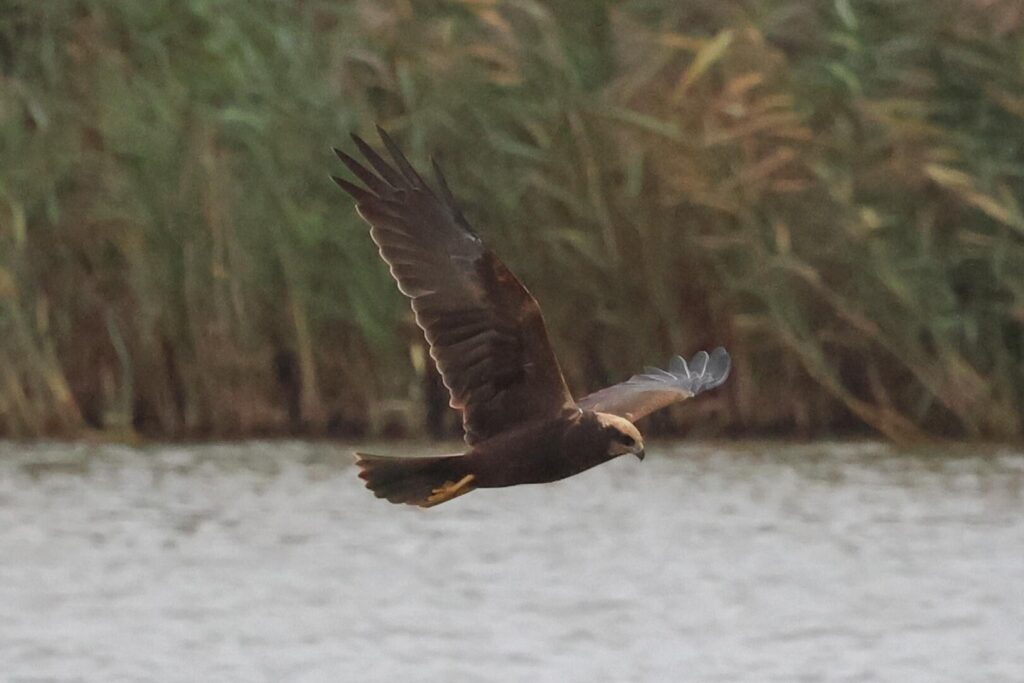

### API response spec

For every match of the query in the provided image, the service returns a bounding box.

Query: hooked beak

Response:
[633,447,645,461]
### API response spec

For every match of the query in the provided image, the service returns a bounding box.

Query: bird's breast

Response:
[466,415,612,488]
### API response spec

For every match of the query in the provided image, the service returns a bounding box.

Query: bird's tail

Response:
[354,452,476,507]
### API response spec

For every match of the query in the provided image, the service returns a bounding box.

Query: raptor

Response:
[333,128,730,507]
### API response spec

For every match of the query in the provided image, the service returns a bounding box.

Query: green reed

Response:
[0,0,1021,440]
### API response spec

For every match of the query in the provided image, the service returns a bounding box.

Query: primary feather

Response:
[576,348,731,422]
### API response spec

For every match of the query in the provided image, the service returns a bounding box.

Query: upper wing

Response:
[577,348,731,422]
[332,127,574,445]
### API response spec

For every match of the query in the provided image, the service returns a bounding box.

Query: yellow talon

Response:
[424,474,476,506]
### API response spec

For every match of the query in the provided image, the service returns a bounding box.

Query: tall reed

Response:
[0,0,1021,440]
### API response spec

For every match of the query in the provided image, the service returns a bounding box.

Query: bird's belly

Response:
[467,445,593,488]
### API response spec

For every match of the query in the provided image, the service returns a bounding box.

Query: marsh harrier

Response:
[333,128,730,507]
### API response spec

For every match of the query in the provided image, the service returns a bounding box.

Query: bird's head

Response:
[596,412,645,460]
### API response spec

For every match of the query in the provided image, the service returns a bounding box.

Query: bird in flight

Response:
[333,127,730,507]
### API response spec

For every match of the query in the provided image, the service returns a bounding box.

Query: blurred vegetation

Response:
[0,0,1022,441]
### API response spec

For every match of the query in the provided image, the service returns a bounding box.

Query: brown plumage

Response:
[333,127,731,507]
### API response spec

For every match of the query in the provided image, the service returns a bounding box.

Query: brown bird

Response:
[333,127,730,507]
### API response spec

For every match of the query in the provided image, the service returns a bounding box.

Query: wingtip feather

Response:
[668,355,689,375]
[331,174,373,202]
[689,350,710,375]
[349,131,405,187]
[706,347,732,387]
[376,125,425,187]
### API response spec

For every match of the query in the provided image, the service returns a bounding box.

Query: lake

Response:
[1,440,1022,682]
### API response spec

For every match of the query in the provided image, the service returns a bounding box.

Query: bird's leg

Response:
[425,474,476,506]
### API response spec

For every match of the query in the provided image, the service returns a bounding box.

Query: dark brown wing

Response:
[332,127,574,445]
[577,348,731,422]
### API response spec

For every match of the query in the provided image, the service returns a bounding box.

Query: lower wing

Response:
[576,347,731,422]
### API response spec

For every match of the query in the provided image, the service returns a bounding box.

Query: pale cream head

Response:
[596,412,645,459]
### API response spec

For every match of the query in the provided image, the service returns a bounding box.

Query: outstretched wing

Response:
[577,348,731,422]
[332,127,574,445]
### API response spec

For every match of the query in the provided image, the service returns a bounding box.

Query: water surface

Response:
[1,440,1022,682]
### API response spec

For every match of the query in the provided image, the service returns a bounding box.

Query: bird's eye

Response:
[618,434,635,447]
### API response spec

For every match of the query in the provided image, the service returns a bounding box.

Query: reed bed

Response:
[1,0,1021,440]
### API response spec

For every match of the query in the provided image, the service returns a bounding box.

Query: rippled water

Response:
[1,440,1022,682]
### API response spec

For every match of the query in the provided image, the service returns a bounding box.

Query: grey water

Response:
[1,440,1022,682]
